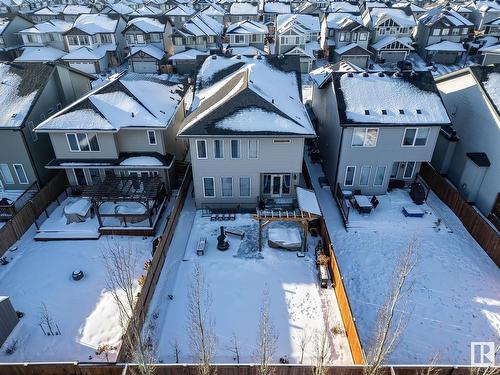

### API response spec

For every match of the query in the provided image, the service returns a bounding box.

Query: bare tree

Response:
[256,289,278,375]
[171,338,181,363]
[188,263,216,375]
[39,303,57,336]
[470,346,500,375]
[299,329,310,364]
[364,239,419,375]
[226,332,241,363]
[312,326,330,375]
[101,240,156,375]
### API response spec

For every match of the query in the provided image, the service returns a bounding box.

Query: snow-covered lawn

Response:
[0,227,153,362]
[306,157,500,365]
[147,193,352,364]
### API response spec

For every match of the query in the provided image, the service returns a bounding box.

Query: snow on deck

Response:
[483,72,500,109]
[305,156,500,364]
[0,226,152,361]
[146,192,352,364]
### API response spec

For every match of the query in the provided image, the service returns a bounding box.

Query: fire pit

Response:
[72,270,84,281]
[217,226,229,251]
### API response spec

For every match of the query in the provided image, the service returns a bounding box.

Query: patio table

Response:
[354,195,372,214]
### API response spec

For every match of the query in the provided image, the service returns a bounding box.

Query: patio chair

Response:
[372,198,379,210]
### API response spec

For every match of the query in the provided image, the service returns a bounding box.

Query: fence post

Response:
[30,201,39,230]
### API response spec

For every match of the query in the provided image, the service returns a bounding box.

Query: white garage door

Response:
[132,61,157,74]
[69,61,97,74]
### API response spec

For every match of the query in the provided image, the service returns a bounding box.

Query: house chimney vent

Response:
[347,73,353,77]
[362,72,369,77]
[211,55,217,59]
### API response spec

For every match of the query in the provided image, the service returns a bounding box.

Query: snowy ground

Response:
[0,196,175,362]
[305,156,500,365]
[146,189,352,365]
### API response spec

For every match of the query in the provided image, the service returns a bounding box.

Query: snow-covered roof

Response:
[369,7,416,27]
[226,45,266,56]
[393,2,425,13]
[263,2,291,14]
[19,19,72,34]
[181,14,223,36]
[72,14,118,35]
[309,61,364,87]
[200,3,226,16]
[226,19,267,34]
[326,1,360,14]
[126,17,165,33]
[334,42,370,55]
[15,46,66,62]
[276,14,320,34]
[130,5,163,16]
[103,2,134,15]
[425,40,465,52]
[336,71,450,125]
[37,74,186,131]
[179,55,315,137]
[297,187,321,216]
[62,5,92,15]
[326,13,363,30]
[129,44,165,60]
[474,0,500,12]
[168,48,209,60]
[119,156,163,166]
[483,72,500,110]
[62,44,116,60]
[371,36,414,50]
[0,17,10,35]
[164,4,195,16]
[230,2,258,15]
[33,5,63,15]
[419,5,473,27]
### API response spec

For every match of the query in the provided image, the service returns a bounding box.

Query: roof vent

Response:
[362,72,369,77]
[272,98,275,104]
[364,109,370,115]
[236,54,241,60]
[381,109,387,115]
[399,109,404,114]
[131,112,135,117]
[160,110,166,114]
[378,72,384,77]
[256,52,262,60]
[394,72,402,78]
[416,109,422,114]
[347,73,354,77]
[211,55,217,59]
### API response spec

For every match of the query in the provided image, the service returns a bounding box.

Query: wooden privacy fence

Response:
[0,172,68,258]
[302,161,365,364]
[419,163,500,267]
[117,165,193,361]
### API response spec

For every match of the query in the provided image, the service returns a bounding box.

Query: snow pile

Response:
[268,226,302,249]
[339,72,450,124]
[63,197,91,216]
[483,72,500,109]
[0,64,38,128]
[119,156,163,166]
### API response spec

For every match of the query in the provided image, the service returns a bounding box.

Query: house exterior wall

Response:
[0,129,37,190]
[435,72,500,216]
[49,132,119,159]
[188,136,304,208]
[116,128,166,154]
[0,16,33,50]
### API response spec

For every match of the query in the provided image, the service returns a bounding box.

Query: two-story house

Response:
[0,62,93,194]
[229,2,259,23]
[163,4,196,29]
[262,1,291,34]
[416,5,473,64]
[468,0,500,32]
[61,4,92,22]
[323,12,371,67]
[35,73,189,192]
[169,14,223,55]
[62,13,127,74]
[30,5,64,22]
[225,19,267,55]
[199,3,227,27]
[0,15,33,56]
[275,14,321,72]
[432,65,499,221]
[362,5,416,63]
[310,70,451,195]
[177,54,315,209]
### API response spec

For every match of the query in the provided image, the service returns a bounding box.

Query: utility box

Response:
[0,296,19,346]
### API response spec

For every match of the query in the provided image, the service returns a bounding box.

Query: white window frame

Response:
[202,177,215,198]
[73,168,89,185]
[147,130,157,145]
[13,164,29,184]
[248,139,259,159]
[402,127,429,147]
[213,139,224,159]
[220,176,233,198]
[344,166,356,187]
[352,128,379,147]
[66,133,100,152]
[359,166,371,186]
[374,166,386,187]
[230,139,241,159]
[0,163,14,184]
[239,176,251,198]
[196,139,208,159]
[403,162,415,179]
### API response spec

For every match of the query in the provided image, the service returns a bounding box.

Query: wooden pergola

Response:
[253,208,321,252]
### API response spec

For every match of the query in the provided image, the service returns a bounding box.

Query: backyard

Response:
[306,157,500,365]
[146,192,353,364]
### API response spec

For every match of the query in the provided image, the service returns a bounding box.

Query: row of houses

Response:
[0,55,497,225]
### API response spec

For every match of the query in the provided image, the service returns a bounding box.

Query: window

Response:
[432,28,440,36]
[234,34,245,44]
[203,177,215,197]
[136,34,145,44]
[0,164,14,184]
[196,140,207,159]
[151,33,161,42]
[214,139,224,159]
[27,121,37,141]
[403,162,415,179]
[148,130,157,145]
[402,128,429,146]
[359,166,370,186]
[248,139,258,159]
[13,164,28,184]
[101,34,112,43]
[239,177,251,197]
[344,166,356,186]
[352,128,379,147]
[68,35,79,45]
[231,139,240,159]
[273,139,290,144]
[452,28,460,35]
[66,133,100,152]
[174,37,183,45]
[89,168,101,184]
[208,35,215,43]
[461,28,468,35]
[282,174,291,194]
[359,32,367,41]
[221,177,233,197]
[127,34,135,43]
[441,28,449,36]
[390,162,398,178]
[374,166,386,186]
[78,35,89,45]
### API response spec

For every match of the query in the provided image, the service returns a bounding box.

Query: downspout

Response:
[333,126,345,196]
[19,127,42,187]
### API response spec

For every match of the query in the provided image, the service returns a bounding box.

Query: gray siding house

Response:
[311,70,451,195]
[178,55,315,209]
[0,14,33,54]
[432,65,499,220]
[35,73,189,192]
[0,62,93,192]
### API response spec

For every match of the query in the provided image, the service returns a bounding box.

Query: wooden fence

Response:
[0,172,68,258]
[302,161,365,364]
[0,363,479,375]
[419,163,500,267]
[117,165,193,361]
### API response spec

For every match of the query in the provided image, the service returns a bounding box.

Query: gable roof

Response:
[226,19,267,34]
[177,14,223,36]
[368,6,416,27]
[125,16,165,33]
[19,19,72,34]
[179,55,315,137]
[129,44,165,60]
[326,13,364,30]
[469,64,500,116]
[276,13,320,34]
[419,5,473,27]
[70,13,119,35]
[229,2,258,15]
[164,4,195,16]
